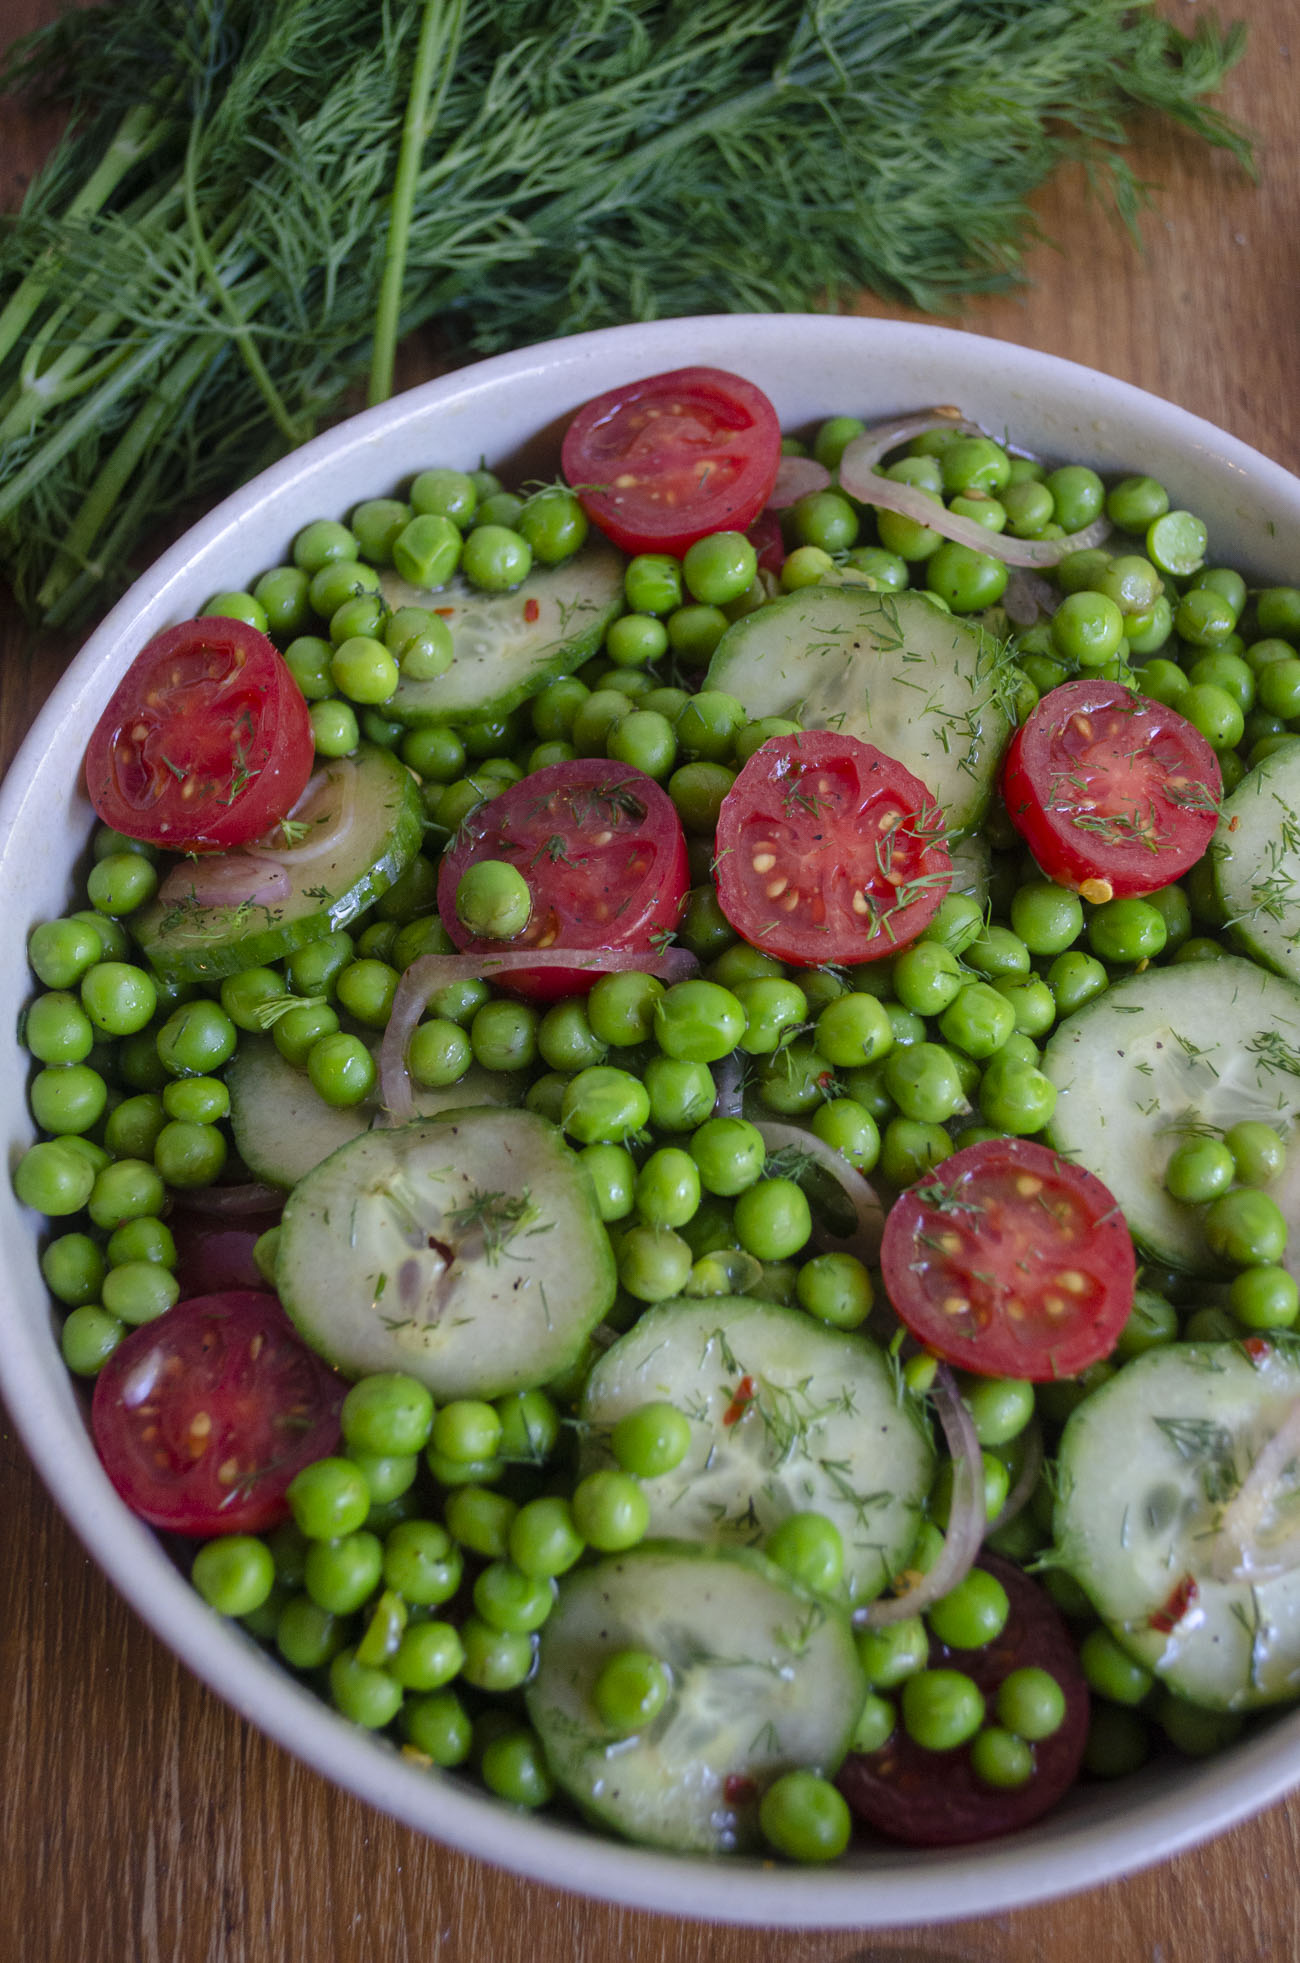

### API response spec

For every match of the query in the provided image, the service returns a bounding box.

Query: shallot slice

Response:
[987,1421,1044,1537]
[839,433,1112,568]
[379,944,699,1123]
[243,758,358,866]
[855,1364,986,1628]
[840,407,984,475]
[156,854,292,910]
[766,455,833,508]
[1004,568,1062,627]
[751,1119,885,1264]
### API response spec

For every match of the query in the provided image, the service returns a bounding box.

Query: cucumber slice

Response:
[579,1296,934,1606]
[1212,745,1300,981]
[274,1107,615,1396]
[1042,957,1300,1273]
[1055,1340,1300,1710]
[132,746,423,982]
[226,1036,522,1188]
[526,1541,863,1854]
[380,539,625,726]
[704,588,1014,834]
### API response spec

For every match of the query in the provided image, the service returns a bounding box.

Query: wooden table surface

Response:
[3,3,1300,1958]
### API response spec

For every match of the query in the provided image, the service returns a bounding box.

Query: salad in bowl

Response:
[6,315,1300,1926]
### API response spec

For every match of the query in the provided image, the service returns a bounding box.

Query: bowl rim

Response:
[4,310,1300,1929]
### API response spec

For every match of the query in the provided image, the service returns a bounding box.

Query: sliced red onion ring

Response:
[1203,1397,1300,1582]
[1003,569,1062,627]
[379,944,699,1123]
[841,408,984,475]
[839,434,1112,568]
[711,1054,744,1119]
[156,854,292,910]
[988,1421,1043,1537]
[855,1362,986,1629]
[244,759,358,866]
[171,1181,286,1217]
[751,1119,884,1263]
[767,454,833,508]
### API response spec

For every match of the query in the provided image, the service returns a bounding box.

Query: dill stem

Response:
[40,445,171,629]
[181,120,304,447]
[368,0,465,408]
[35,329,223,615]
[0,301,133,443]
[0,101,169,371]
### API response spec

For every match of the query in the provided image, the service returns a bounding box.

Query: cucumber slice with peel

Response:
[579,1296,934,1607]
[380,539,625,726]
[1212,744,1300,982]
[704,587,1015,834]
[274,1107,615,1396]
[226,1035,522,1188]
[526,1542,864,1854]
[131,745,423,982]
[1042,957,1300,1273]
[1055,1340,1300,1710]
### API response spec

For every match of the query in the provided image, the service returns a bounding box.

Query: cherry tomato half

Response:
[91,1290,343,1535]
[1000,679,1221,902]
[713,731,951,966]
[436,758,689,1000]
[838,1554,1089,1846]
[84,616,315,853]
[560,366,782,557]
[880,1137,1135,1381]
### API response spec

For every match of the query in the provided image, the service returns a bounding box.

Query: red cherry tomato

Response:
[1000,679,1221,902]
[838,1554,1089,1847]
[712,731,951,966]
[436,758,689,1000]
[880,1137,1135,1381]
[560,366,782,557]
[84,616,315,853]
[91,1291,343,1536]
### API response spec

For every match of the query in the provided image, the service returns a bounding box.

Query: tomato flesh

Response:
[713,731,951,966]
[880,1137,1135,1380]
[84,616,315,852]
[560,366,782,557]
[436,758,689,1000]
[91,1290,343,1535]
[1001,679,1221,901]
[838,1554,1089,1846]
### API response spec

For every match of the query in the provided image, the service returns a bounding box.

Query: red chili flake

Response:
[1243,1336,1273,1363]
[523,597,540,623]
[434,606,455,617]
[1149,1575,1198,1633]
[1228,815,1240,832]
[722,1374,757,1427]
[723,1774,756,1806]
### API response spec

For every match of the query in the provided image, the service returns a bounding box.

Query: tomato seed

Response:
[765,876,788,898]
[752,851,776,873]
[216,1457,241,1486]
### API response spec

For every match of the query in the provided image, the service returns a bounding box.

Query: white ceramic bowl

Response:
[4,314,1300,1928]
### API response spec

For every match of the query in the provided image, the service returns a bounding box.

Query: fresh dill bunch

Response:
[0,0,1252,627]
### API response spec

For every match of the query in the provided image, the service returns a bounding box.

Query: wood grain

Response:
[3,4,1300,1958]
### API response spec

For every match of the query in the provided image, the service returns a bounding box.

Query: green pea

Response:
[758,1771,852,1864]
[1086,896,1167,964]
[759,1510,842,1596]
[926,1570,1010,1649]
[1164,1135,1235,1204]
[970,1727,1034,1790]
[1229,1265,1300,1329]
[192,1534,276,1618]
[593,1648,672,1735]
[901,1668,985,1751]
[654,979,746,1063]
[997,1665,1067,1741]
[60,1304,124,1375]
[617,1222,693,1301]
[1225,1120,1287,1187]
[572,1469,650,1552]
[1204,1187,1288,1268]
[1079,1627,1154,1707]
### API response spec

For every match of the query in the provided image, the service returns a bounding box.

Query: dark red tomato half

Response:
[838,1554,1089,1847]
[713,731,951,966]
[880,1137,1135,1381]
[84,616,315,853]
[91,1290,343,1536]
[560,366,782,557]
[1001,679,1221,902]
[436,757,689,1000]
[169,1203,284,1299]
